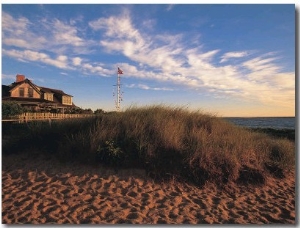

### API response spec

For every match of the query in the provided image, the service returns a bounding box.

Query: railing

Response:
[2,113,94,122]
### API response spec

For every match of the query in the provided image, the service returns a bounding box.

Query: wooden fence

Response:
[2,113,94,123]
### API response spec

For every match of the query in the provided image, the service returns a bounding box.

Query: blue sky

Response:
[1,4,296,116]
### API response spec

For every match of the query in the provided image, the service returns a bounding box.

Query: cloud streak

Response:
[220,51,249,63]
[2,12,94,55]
[3,49,70,69]
[126,83,174,91]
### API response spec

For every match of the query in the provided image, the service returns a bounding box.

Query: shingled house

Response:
[2,74,76,112]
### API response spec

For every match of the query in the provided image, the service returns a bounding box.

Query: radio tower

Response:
[114,67,123,112]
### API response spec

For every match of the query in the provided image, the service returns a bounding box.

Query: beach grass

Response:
[2,105,295,187]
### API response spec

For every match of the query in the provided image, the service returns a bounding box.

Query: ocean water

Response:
[222,117,296,130]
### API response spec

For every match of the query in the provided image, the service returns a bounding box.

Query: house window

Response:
[44,93,53,101]
[62,96,72,105]
[28,88,33,98]
[19,88,24,97]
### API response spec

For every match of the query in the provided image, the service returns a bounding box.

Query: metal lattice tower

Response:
[113,67,123,112]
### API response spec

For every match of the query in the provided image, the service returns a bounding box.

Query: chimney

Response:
[16,74,25,82]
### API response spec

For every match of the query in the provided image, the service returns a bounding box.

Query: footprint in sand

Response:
[127,191,139,198]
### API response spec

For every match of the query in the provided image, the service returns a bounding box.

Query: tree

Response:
[2,102,24,118]
[83,108,93,114]
[94,109,105,115]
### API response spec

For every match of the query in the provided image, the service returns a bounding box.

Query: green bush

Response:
[2,101,24,118]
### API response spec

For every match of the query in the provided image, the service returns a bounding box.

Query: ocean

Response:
[222,117,296,130]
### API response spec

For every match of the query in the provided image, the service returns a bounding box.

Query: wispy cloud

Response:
[2,12,47,50]
[243,55,281,80]
[2,12,95,55]
[72,57,83,66]
[1,73,17,80]
[220,51,249,63]
[3,48,112,76]
[81,62,112,76]
[166,4,175,11]
[2,49,71,69]
[51,19,85,46]
[126,83,174,91]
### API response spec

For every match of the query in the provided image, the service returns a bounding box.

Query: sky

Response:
[1,3,296,117]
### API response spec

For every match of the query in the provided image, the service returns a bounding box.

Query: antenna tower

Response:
[114,67,123,112]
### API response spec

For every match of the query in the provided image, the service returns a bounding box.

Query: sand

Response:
[2,152,295,224]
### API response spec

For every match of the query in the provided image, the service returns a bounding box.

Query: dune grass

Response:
[2,105,295,187]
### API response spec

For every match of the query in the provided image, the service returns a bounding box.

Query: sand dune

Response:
[2,152,295,224]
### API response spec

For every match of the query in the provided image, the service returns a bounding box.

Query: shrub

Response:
[94,108,105,115]
[2,101,24,118]
[3,105,295,187]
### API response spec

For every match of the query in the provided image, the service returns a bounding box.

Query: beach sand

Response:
[2,152,295,224]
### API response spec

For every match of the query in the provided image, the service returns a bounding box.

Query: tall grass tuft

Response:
[3,105,295,187]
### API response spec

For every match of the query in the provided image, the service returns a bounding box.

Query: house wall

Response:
[10,82,40,99]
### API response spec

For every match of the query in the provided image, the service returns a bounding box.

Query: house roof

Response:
[9,79,41,95]
[40,87,73,97]
[7,78,72,97]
